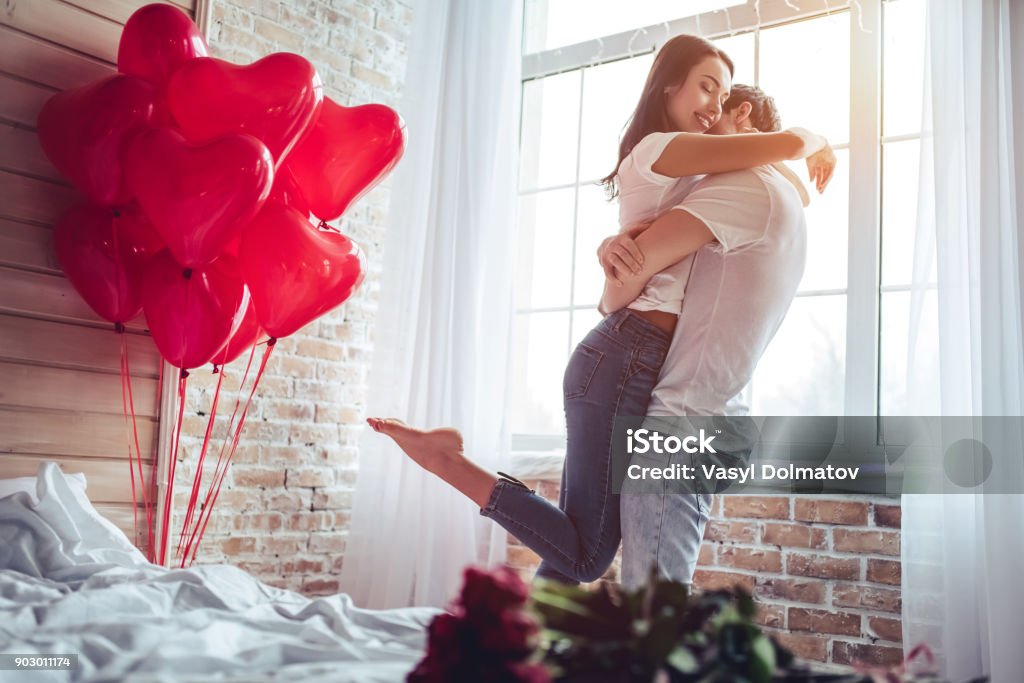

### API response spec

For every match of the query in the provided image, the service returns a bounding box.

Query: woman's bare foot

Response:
[366,417,466,476]
[366,417,500,508]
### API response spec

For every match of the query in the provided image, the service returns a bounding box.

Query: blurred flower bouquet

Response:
[408,565,988,683]
[532,566,788,682]
[407,565,550,682]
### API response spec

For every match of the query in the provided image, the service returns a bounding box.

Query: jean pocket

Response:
[626,345,666,383]
[563,342,603,400]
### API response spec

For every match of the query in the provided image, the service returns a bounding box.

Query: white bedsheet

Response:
[0,462,442,683]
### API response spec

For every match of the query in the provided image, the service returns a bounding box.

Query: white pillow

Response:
[1,461,149,567]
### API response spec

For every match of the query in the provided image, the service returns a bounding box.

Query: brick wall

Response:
[170,0,413,595]
[508,479,904,670]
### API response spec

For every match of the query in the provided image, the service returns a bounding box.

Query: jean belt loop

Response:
[496,471,535,493]
[612,308,629,332]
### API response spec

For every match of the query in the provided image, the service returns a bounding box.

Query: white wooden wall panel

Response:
[0,0,200,555]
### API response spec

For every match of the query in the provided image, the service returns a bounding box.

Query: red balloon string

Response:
[120,329,153,556]
[175,366,224,566]
[147,360,165,564]
[185,338,275,565]
[143,360,164,565]
[119,330,140,548]
[125,334,152,534]
[158,369,189,566]
[111,213,142,546]
[183,340,258,562]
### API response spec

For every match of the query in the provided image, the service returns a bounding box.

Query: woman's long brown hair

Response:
[600,35,734,198]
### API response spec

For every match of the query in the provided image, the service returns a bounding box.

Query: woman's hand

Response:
[598,222,650,286]
[805,143,836,193]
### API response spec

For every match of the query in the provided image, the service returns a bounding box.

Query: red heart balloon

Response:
[141,250,249,370]
[214,296,264,366]
[37,75,157,206]
[240,204,365,339]
[118,3,209,88]
[223,169,311,259]
[267,167,311,217]
[53,204,163,325]
[166,53,323,167]
[125,127,274,268]
[284,100,405,221]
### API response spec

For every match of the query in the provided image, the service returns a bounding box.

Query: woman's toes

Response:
[367,417,398,431]
[379,418,410,437]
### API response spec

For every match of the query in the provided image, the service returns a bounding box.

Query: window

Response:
[512,0,926,450]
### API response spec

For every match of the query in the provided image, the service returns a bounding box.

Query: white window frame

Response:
[514,0,890,453]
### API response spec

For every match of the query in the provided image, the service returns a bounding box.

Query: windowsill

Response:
[507,450,565,482]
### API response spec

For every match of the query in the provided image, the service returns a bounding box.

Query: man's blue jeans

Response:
[619,445,713,590]
[479,308,671,583]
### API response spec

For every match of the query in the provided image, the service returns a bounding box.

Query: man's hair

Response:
[723,84,781,132]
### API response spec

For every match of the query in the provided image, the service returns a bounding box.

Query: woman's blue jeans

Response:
[479,308,671,583]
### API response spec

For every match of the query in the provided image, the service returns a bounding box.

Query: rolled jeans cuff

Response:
[481,471,534,514]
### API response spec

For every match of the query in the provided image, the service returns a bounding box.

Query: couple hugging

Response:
[366,34,836,590]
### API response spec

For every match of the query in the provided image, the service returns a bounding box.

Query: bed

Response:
[0,462,441,683]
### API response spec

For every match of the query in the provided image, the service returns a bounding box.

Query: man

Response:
[597,84,828,588]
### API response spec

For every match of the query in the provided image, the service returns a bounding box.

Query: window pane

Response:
[520,71,581,190]
[511,312,569,435]
[713,31,755,90]
[578,54,654,184]
[883,0,926,138]
[516,189,576,310]
[880,289,939,415]
[779,147,850,292]
[751,294,847,415]
[573,183,618,307]
[523,0,743,54]
[759,12,850,145]
[881,139,934,287]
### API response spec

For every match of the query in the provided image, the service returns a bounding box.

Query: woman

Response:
[367,34,835,584]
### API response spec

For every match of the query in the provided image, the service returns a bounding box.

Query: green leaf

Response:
[737,592,757,620]
[667,645,698,673]
[768,634,794,670]
[530,590,599,618]
[748,633,777,683]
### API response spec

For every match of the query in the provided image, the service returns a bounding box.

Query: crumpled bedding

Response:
[0,462,442,683]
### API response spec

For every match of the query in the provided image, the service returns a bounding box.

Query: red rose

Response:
[422,612,466,669]
[460,565,530,616]
[406,657,446,683]
[408,566,548,683]
[507,662,553,683]
[479,610,540,656]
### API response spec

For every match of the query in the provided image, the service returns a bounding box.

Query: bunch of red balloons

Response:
[40,3,405,370]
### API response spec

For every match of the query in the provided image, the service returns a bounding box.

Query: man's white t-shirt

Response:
[616,132,705,315]
[646,164,808,417]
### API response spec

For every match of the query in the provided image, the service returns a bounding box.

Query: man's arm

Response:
[598,209,715,315]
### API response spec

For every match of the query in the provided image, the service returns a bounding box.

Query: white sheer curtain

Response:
[902,1,1024,680]
[338,0,522,609]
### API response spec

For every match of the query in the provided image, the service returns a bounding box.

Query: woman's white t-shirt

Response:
[615,131,809,416]
[616,132,704,315]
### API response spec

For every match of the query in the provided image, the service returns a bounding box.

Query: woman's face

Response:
[664,55,732,134]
